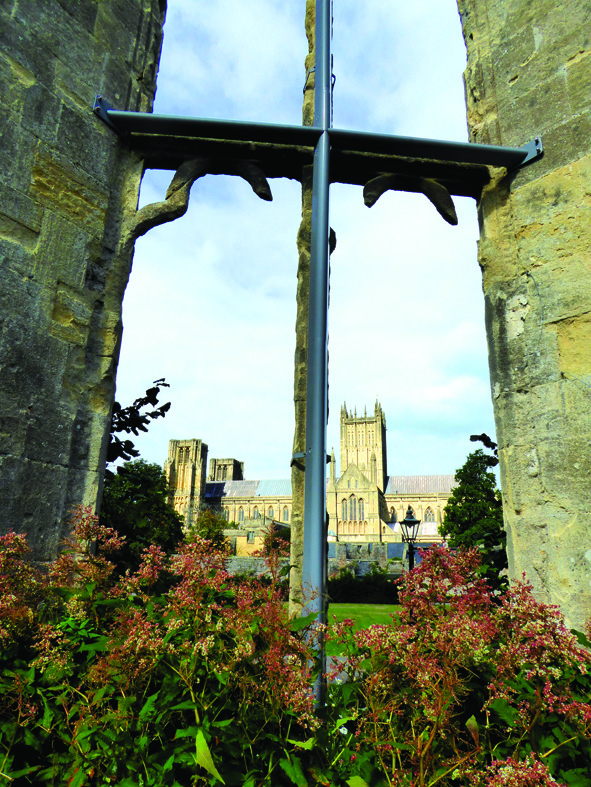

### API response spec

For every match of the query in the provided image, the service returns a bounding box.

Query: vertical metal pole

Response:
[302,0,331,705]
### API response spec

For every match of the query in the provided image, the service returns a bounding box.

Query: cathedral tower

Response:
[165,439,208,526]
[340,401,388,491]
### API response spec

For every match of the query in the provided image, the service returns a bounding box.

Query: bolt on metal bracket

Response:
[93,95,124,136]
[513,137,544,170]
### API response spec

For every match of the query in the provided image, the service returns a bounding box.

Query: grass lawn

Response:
[325,603,400,656]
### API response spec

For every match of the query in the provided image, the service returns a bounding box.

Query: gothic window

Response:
[253,507,260,519]
[238,507,244,523]
[283,506,289,522]
[349,495,357,521]
[179,448,185,464]
[424,506,435,522]
[342,499,347,521]
[359,432,364,447]
[390,507,397,523]
[247,531,255,544]
[358,498,365,520]
[223,508,229,520]
[268,506,274,518]
[347,480,350,489]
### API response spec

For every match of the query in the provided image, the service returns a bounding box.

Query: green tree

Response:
[99,459,184,576]
[441,448,508,591]
[186,507,230,552]
[106,379,171,475]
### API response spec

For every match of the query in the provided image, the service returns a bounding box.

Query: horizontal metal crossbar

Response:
[94,96,542,173]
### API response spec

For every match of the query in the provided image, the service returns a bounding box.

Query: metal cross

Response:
[95,0,542,700]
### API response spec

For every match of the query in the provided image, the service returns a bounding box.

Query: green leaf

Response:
[347,778,370,787]
[279,754,307,787]
[212,718,234,728]
[571,628,591,648]
[170,700,200,711]
[174,726,199,739]
[287,737,315,750]
[138,690,160,722]
[195,728,225,783]
[290,612,318,632]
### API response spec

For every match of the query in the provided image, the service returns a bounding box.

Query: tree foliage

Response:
[106,379,171,472]
[99,459,183,576]
[441,445,508,590]
[185,507,231,552]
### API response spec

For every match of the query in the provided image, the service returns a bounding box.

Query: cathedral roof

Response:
[385,475,456,495]
[204,479,292,499]
[205,474,456,500]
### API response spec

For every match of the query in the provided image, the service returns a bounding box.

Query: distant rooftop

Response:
[385,475,456,495]
[205,475,456,499]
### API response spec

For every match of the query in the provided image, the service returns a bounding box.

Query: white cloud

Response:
[113,1,496,481]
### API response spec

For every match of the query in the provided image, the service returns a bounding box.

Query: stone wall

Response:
[0,0,166,559]
[458,0,591,629]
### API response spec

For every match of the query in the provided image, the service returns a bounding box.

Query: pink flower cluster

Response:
[328,544,591,786]
[480,756,566,787]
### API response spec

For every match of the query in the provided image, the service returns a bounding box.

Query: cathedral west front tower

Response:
[340,401,388,491]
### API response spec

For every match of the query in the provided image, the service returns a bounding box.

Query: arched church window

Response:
[349,496,357,521]
[390,507,397,523]
[342,499,347,521]
[283,506,289,522]
[223,508,229,520]
[268,506,274,518]
[238,507,244,523]
[358,498,365,520]
[253,507,260,519]
[424,506,435,522]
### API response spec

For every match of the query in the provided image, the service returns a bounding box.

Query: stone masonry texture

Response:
[0,0,166,559]
[458,0,591,629]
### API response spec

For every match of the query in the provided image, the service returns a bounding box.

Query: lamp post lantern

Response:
[399,506,421,571]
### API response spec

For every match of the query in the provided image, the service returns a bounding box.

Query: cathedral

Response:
[165,401,455,547]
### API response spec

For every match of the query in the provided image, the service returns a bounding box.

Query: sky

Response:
[113,0,497,480]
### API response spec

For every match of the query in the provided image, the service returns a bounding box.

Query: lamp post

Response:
[399,506,421,571]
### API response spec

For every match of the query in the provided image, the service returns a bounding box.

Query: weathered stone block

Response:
[460,0,591,629]
[0,0,166,560]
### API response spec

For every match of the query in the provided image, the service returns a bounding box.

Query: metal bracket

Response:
[290,452,332,468]
[290,452,306,468]
[93,95,123,136]
[513,137,543,170]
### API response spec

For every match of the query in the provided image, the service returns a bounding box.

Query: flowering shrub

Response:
[2,519,591,786]
[322,545,591,786]
[0,508,317,785]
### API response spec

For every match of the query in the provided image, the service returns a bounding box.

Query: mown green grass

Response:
[325,603,400,656]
